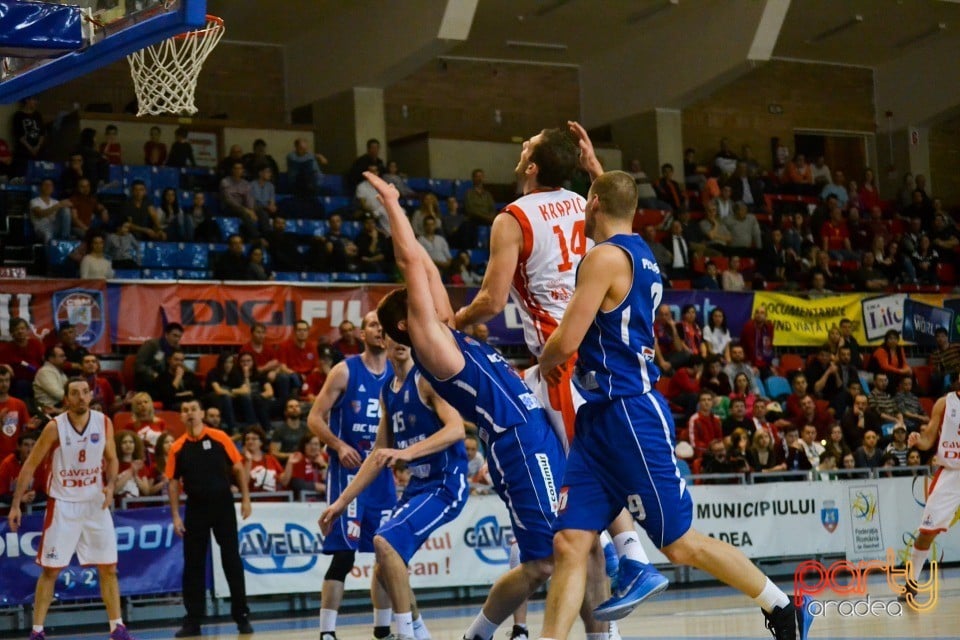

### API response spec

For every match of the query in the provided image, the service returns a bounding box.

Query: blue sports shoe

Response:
[602,541,620,586]
[796,595,814,640]
[593,559,669,621]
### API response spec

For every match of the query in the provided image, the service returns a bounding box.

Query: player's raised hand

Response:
[336,443,362,469]
[318,502,345,535]
[907,431,920,449]
[363,171,400,206]
[567,121,603,180]
[7,504,21,532]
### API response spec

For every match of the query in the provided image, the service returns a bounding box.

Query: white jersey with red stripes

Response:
[504,187,589,357]
[48,410,107,502]
[936,392,960,470]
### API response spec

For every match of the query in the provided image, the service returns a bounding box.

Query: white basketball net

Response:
[126,15,224,116]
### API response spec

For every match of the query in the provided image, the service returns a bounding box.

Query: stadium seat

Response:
[215,217,240,237]
[140,269,176,280]
[120,355,137,393]
[156,411,186,438]
[194,354,219,384]
[320,174,344,196]
[764,376,791,400]
[27,161,62,182]
[323,196,353,213]
[913,365,933,396]
[779,353,805,374]
[45,240,79,266]
[428,179,454,198]
[341,221,361,240]
[476,225,491,249]
[407,177,430,192]
[919,396,934,418]
[113,412,134,432]
[470,249,490,265]
[176,269,212,279]
[937,262,955,285]
[123,165,154,190]
[153,166,180,192]
[672,280,691,289]
[112,269,141,279]
[633,209,666,231]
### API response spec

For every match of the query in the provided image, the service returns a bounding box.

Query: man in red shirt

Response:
[279,320,318,389]
[81,354,121,415]
[0,431,46,504]
[0,318,45,400]
[332,320,363,360]
[687,390,723,459]
[820,203,855,260]
[239,322,292,401]
[791,395,833,441]
[0,365,32,461]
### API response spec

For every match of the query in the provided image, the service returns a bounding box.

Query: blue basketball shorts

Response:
[323,459,397,554]
[486,417,566,563]
[554,391,693,548]
[377,467,468,564]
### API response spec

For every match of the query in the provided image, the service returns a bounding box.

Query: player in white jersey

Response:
[7,378,134,640]
[901,391,960,605]
[455,123,667,625]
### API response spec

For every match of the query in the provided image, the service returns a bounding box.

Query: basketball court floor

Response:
[61,576,959,640]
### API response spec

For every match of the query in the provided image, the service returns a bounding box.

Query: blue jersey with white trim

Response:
[573,233,663,402]
[329,355,394,460]
[383,367,467,485]
[416,329,546,443]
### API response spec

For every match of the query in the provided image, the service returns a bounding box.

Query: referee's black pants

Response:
[182,498,249,623]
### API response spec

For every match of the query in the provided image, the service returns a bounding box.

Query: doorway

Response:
[794,132,868,184]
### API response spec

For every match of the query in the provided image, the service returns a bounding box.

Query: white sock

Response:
[109,618,123,632]
[909,547,931,581]
[32,626,43,633]
[374,608,393,628]
[753,578,790,613]
[319,608,338,633]
[395,611,414,639]
[599,531,613,547]
[465,612,500,640]
[613,531,649,564]
[413,615,431,640]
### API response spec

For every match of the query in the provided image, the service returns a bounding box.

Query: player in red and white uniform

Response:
[454,123,665,633]
[902,391,960,603]
[7,378,135,640]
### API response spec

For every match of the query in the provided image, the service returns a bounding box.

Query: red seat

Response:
[779,353,805,374]
[194,353,220,385]
[113,411,134,432]
[672,279,691,289]
[913,365,933,396]
[633,209,666,231]
[120,354,137,394]
[113,410,185,438]
[920,397,935,418]
[937,262,956,285]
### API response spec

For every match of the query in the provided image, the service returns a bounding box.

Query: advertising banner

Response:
[901,299,955,346]
[661,291,753,341]
[753,292,866,347]
[0,280,111,353]
[0,507,183,604]
[211,498,515,597]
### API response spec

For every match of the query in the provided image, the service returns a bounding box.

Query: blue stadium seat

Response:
[455,180,471,201]
[173,243,209,268]
[341,220,361,240]
[46,240,79,266]
[321,174,344,196]
[428,179,454,198]
[438,200,449,216]
[331,272,361,282]
[28,161,62,182]
[123,165,154,190]
[274,272,301,282]
[178,190,195,209]
[176,269,212,280]
[142,242,207,269]
[470,249,489,265]
[358,273,394,283]
[153,166,180,192]
[475,225,491,248]
[323,196,353,214]
[112,269,141,279]
[140,269,176,280]
[97,165,125,195]
[407,177,430,192]
[764,376,791,401]
[292,219,327,236]
[215,217,240,237]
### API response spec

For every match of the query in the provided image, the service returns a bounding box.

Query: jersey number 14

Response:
[552,221,586,272]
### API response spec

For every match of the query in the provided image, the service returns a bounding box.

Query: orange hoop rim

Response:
[172,14,223,40]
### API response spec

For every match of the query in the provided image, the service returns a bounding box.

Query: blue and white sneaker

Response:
[796,595,814,640]
[602,542,620,589]
[592,559,669,621]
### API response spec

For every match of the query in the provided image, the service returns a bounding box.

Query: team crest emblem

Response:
[91,433,100,443]
[351,401,361,413]
[52,289,105,349]
[821,500,838,533]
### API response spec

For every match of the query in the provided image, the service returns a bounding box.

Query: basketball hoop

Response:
[126,14,224,116]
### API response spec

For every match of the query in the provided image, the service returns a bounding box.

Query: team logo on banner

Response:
[237,522,323,574]
[463,515,514,564]
[821,500,839,533]
[52,289,105,349]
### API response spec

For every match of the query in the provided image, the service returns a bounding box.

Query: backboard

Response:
[0,0,206,104]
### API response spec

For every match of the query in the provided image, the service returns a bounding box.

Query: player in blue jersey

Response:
[320,337,468,640]
[537,169,812,640]
[363,170,612,640]
[307,310,398,640]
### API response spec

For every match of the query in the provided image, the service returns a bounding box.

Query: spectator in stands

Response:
[930,327,960,395]
[854,430,882,469]
[126,392,169,459]
[653,304,686,371]
[713,139,738,176]
[356,211,390,273]
[630,159,672,210]
[836,319,862,365]
[679,304,707,358]
[931,213,959,252]
[270,397,308,462]
[806,343,845,400]
[882,239,918,284]
[135,322,184,390]
[713,184,734,219]
[906,448,922,469]
[785,153,815,195]
[719,255,746,291]
[332,320,362,359]
[280,434,326,498]
[729,372,757,417]
[724,203,762,257]
[75,127,109,188]
[654,163,687,213]
[60,153,86,198]
[699,203,732,255]
[723,397,754,438]
[884,424,910,467]
[702,308,732,361]
[442,196,467,245]
[0,365,32,460]
[729,161,763,211]
[798,424,825,469]
[205,352,244,434]
[856,168,880,212]
[243,139,279,182]
[155,188,186,242]
[70,178,111,237]
[261,217,297,273]
[417,216,452,272]
[144,126,166,166]
[865,205,891,245]
[11,96,43,177]
[299,345,335,403]
[114,431,152,502]
[217,145,245,178]
[79,231,114,279]
[0,431,45,505]
[236,351,274,430]
[793,395,833,441]
[247,245,274,281]
[760,227,792,283]
[840,393,881,449]
[664,220,693,280]
[741,306,775,379]
[701,354,732,398]
[105,222,141,269]
[782,428,813,474]
[823,424,850,464]
[724,344,762,395]
[155,349,201,411]
[854,251,888,291]
[80,354,119,416]
[166,127,195,168]
[100,124,122,165]
[831,376,862,420]
[411,192,441,237]
[746,430,785,473]
[820,170,848,207]
[242,425,284,493]
[30,178,72,242]
[382,160,416,197]
[221,161,267,241]
[251,165,278,219]
[346,138,385,194]
[692,261,721,292]
[642,225,672,280]
[56,323,88,374]
[893,377,926,433]
[810,156,831,186]
[464,168,497,225]
[843,207,869,254]
[686,390,721,459]
[214,235,251,280]
[679,150,704,192]
[123,179,164,240]
[285,138,325,197]
[33,345,68,414]
[0,319,44,400]
[819,203,852,261]
[806,270,832,300]
[147,431,175,495]
[701,439,747,481]
[450,251,483,286]
[868,372,903,427]
[356,165,391,233]
[239,322,291,402]
[279,320,317,391]
[784,372,809,417]
[911,234,939,285]
[873,330,911,388]
[186,191,219,243]
[665,353,700,415]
